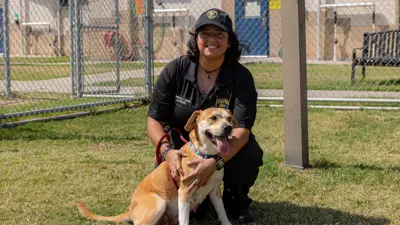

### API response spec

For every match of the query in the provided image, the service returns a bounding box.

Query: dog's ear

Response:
[184,110,201,131]
[231,115,238,128]
[227,109,238,128]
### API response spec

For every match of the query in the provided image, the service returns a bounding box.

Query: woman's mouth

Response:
[206,45,219,49]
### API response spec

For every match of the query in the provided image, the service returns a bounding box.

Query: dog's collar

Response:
[190,141,215,159]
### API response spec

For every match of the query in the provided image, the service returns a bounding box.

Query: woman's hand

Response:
[165,150,187,182]
[182,158,216,193]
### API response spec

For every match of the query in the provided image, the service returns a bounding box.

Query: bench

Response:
[351,29,400,83]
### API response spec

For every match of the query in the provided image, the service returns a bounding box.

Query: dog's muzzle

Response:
[205,124,232,155]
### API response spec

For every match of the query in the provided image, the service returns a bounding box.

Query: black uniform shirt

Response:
[148,55,258,137]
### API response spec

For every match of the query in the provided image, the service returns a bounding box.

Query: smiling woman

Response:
[146,8,262,224]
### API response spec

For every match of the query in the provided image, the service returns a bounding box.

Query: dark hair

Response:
[186,30,250,64]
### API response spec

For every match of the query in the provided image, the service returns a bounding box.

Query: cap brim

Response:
[196,21,230,32]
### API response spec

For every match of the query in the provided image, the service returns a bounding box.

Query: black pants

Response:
[170,131,264,212]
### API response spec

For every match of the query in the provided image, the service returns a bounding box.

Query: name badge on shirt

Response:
[215,98,229,109]
[175,95,190,107]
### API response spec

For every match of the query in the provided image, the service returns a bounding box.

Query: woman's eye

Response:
[217,32,224,38]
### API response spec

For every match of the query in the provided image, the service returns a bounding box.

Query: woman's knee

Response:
[223,138,263,185]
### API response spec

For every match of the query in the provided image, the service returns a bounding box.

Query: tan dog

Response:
[77,108,237,225]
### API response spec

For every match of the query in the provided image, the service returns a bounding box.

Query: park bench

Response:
[351,29,400,83]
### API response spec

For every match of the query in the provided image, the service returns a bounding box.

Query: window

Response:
[244,0,261,18]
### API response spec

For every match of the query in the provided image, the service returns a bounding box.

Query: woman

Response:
[147,8,263,224]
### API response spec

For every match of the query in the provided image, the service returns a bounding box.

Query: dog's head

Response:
[184,108,238,156]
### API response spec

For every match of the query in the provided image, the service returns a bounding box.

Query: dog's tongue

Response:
[216,136,230,156]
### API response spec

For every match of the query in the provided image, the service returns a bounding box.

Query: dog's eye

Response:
[227,116,232,122]
[210,116,217,121]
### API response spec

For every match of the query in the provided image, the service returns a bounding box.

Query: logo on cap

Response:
[216,98,229,109]
[207,10,218,20]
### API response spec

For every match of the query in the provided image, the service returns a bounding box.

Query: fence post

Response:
[2,0,11,97]
[74,0,83,97]
[69,0,75,96]
[281,0,310,169]
[144,0,153,98]
[114,0,121,93]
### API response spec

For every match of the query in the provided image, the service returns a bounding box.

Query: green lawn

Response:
[94,63,400,92]
[247,63,400,91]
[2,56,399,92]
[0,56,167,81]
[1,106,399,224]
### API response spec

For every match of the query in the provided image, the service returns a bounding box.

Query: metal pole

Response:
[3,0,11,97]
[281,0,310,169]
[114,0,121,93]
[69,0,75,96]
[19,0,24,55]
[144,0,153,97]
[372,7,376,57]
[75,0,82,97]
[317,0,321,60]
[333,8,337,61]
[57,3,61,56]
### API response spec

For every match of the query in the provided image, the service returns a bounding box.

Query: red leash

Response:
[155,127,189,190]
[155,127,189,166]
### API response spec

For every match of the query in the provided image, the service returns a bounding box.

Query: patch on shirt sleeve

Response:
[215,98,229,109]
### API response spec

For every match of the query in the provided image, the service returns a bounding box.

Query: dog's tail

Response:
[77,202,132,223]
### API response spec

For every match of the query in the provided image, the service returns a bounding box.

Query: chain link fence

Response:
[151,0,399,108]
[0,0,154,123]
[1,0,399,124]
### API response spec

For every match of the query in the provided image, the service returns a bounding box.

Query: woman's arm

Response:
[147,116,168,149]
[147,116,186,179]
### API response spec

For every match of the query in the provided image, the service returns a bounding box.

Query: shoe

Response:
[238,208,255,224]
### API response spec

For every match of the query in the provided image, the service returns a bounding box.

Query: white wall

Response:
[155,0,222,26]
[306,0,398,26]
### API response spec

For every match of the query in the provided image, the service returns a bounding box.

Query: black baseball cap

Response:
[195,8,233,33]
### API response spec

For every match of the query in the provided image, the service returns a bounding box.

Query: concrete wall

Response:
[269,0,399,60]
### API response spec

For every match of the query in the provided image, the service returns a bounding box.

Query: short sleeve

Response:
[147,59,179,122]
[233,68,258,129]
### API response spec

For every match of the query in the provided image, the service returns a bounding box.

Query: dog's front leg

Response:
[178,186,191,225]
[209,181,232,225]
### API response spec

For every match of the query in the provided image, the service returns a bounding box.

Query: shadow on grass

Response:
[250,201,390,225]
[366,78,400,86]
[190,201,389,225]
[0,126,145,142]
[313,159,400,172]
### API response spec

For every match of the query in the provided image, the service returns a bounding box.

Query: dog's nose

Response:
[223,125,232,134]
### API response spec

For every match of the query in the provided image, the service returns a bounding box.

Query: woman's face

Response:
[196,25,230,60]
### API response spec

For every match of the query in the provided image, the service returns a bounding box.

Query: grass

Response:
[246,63,400,92]
[93,77,147,87]
[1,106,399,224]
[0,92,148,118]
[94,63,400,92]
[0,58,167,81]
[1,56,399,92]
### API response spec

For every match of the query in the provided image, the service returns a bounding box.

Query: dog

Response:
[77,108,237,225]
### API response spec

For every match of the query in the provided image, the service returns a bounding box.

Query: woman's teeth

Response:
[207,46,218,49]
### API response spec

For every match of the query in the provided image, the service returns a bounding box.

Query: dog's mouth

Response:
[205,131,230,155]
